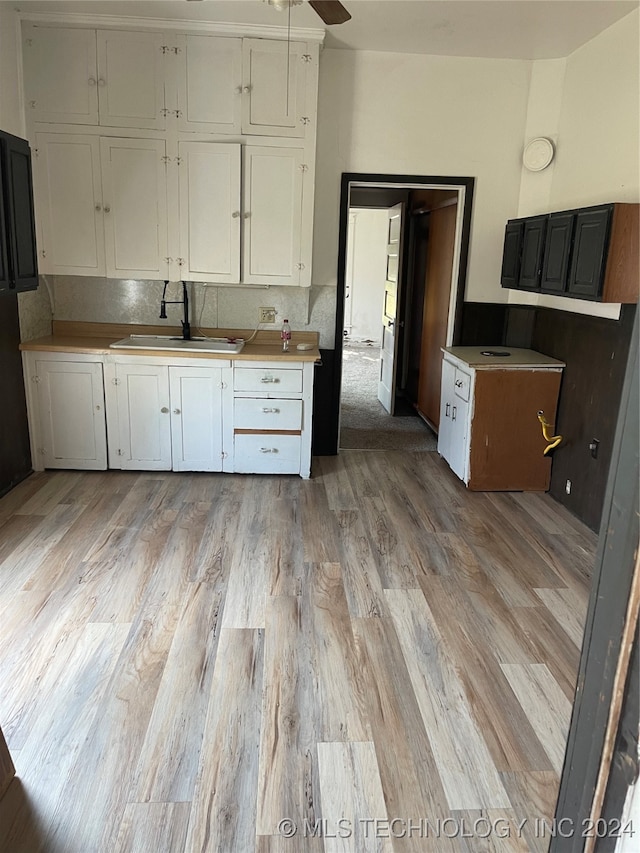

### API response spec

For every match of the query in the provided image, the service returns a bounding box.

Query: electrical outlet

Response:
[565,479,572,495]
[260,307,276,324]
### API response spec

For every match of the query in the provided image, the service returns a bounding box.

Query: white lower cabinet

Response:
[24,352,314,477]
[28,356,107,470]
[438,357,471,483]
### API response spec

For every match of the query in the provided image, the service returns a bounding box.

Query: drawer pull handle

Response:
[260,447,278,454]
[445,402,450,417]
[452,406,457,421]
[262,407,280,413]
[261,377,279,383]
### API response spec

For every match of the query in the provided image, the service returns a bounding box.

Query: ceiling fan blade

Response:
[308,0,351,25]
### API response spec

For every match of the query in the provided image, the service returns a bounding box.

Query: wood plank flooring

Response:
[0,451,597,852]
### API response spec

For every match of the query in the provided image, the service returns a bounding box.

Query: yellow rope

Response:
[537,411,563,455]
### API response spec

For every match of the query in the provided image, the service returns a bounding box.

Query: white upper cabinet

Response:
[24,26,166,128]
[24,26,99,125]
[242,146,304,286]
[96,30,166,129]
[100,137,169,279]
[177,35,242,134]
[241,39,308,137]
[178,141,241,283]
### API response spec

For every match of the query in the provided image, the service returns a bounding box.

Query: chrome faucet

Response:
[160,280,191,340]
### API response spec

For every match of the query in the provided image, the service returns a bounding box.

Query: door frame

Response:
[329,172,475,454]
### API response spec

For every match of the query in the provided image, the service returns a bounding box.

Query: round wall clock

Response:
[523,137,555,171]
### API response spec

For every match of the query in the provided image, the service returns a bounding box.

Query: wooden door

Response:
[416,201,458,429]
[378,203,404,413]
[178,142,241,283]
[34,133,105,277]
[115,363,172,470]
[23,25,99,125]
[541,212,574,293]
[100,137,168,280]
[242,39,307,137]
[567,206,612,300]
[177,35,242,134]
[37,359,107,470]
[169,366,223,472]
[242,146,304,286]
[96,30,166,129]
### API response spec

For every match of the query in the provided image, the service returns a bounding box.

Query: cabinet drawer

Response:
[453,368,471,401]
[234,433,301,474]
[234,367,302,393]
[235,397,302,430]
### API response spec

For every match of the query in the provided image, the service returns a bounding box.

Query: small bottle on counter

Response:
[281,319,291,352]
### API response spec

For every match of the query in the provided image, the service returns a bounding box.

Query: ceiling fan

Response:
[267,0,352,25]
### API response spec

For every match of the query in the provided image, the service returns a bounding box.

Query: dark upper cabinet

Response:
[0,131,39,293]
[567,206,611,300]
[501,203,637,304]
[540,212,574,293]
[518,216,547,290]
[500,220,523,288]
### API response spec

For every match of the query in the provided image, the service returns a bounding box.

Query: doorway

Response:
[332,174,475,455]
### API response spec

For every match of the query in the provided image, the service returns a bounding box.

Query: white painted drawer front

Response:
[234,397,302,431]
[234,434,301,474]
[454,368,471,401]
[234,367,302,394]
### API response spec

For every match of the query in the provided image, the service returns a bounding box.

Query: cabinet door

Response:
[114,363,171,470]
[0,149,8,290]
[36,360,107,470]
[242,39,306,137]
[169,366,223,472]
[34,133,105,276]
[100,138,169,279]
[0,133,38,292]
[448,393,469,482]
[437,358,455,463]
[178,142,240,283]
[518,216,547,290]
[96,30,166,129]
[23,25,98,125]
[242,146,303,286]
[500,220,523,289]
[540,212,574,294]
[177,35,242,134]
[567,206,612,300]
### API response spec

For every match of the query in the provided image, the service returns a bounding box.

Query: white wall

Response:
[513,9,639,320]
[312,48,532,318]
[345,208,388,342]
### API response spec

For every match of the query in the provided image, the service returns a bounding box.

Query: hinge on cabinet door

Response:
[160,45,172,54]
[161,109,171,118]
[38,448,45,456]
[165,257,173,265]
[297,263,306,271]
[174,110,183,118]
[117,449,123,456]
[299,117,310,126]
[174,156,182,166]
[161,154,171,164]
[112,378,120,385]
[221,451,228,459]
[301,54,312,63]
[29,100,36,109]
[176,258,184,267]
[299,163,308,172]
[33,148,39,158]
[220,381,227,389]
[40,249,46,259]
[32,375,41,384]
[25,38,33,47]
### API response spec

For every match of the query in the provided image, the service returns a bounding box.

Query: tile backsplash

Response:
[45,277,337,348]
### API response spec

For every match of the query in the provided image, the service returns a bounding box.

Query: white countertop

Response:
[443,346,565,369]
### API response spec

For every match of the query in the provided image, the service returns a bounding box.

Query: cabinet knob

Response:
[95,203,102,212]
[173,408,181,415]
[103,205,111,213]
[243,212,251,219]
[243,85,251,94]
[161,407,169,414]
[88,77,96,86]
[98,77,106,87]
[455,379,463,387]
[232,211,240,218]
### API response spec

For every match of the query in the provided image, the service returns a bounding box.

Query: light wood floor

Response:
[0,451,597,853]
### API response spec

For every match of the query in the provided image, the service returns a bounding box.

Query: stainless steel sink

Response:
[110,335,245,354]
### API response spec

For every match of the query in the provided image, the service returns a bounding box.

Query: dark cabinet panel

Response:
[0,131,39,293]
[519,216,547,290]
[541,212,574,293]
[567,206,611,300]
[500,220,523,289]
[0,156,9,290]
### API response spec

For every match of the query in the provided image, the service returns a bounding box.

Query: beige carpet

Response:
[339,344,438,451]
